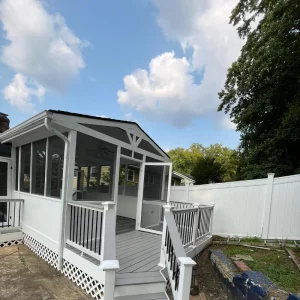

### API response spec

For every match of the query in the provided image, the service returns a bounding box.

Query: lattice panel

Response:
[63,260,105,300]
[0,239,23,248]
[23,234,58,268]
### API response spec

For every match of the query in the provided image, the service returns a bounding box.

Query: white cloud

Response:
[118,0,242,128]
[124,112,138,123]
[0,0,87,108]
[118,52,216,126]
[3,73,45,112]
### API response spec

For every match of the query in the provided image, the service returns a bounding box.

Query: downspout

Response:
[44,117,70,271]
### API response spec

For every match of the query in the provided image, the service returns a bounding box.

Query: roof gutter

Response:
[44,117,69,271]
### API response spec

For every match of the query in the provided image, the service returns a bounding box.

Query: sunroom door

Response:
[137,162,172,234]
[0,158,12,227]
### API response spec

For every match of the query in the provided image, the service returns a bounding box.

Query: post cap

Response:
[163,204,174,212]
[178,257,197,266]
[267,173,275,177]
[101,202,116,210]
[100,260,119,271]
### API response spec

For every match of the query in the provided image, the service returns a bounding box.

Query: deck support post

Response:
[158,204,174,268]
[100,202,119,300]
[177,257,196,299]
[192,203,200,246]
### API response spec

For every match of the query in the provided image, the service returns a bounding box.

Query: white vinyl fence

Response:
[170,173,300,240]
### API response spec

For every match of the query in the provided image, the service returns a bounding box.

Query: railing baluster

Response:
[66,202,105,260]
[82,208,86,247]
[7,202,10,227]
[94,211,98,253]
[90,210,94,251]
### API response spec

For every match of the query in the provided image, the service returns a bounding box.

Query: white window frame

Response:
[127,169,135,182]
[90,166,98,178]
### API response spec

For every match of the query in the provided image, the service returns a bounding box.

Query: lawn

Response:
[214,245,300,294]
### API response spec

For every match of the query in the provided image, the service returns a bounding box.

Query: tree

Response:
[191,157,225,184]
[168,143,239,182]
[219,0,300,179]
[168,146,202,175]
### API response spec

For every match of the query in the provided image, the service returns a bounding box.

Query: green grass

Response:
[240,237,263,243]
[215,245,300,294]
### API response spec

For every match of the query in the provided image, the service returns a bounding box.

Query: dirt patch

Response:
[191,248,231,300]
[0,245,90,300]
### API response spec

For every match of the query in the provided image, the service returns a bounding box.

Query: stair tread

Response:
[114,292,168,300]
[115,271,165,286]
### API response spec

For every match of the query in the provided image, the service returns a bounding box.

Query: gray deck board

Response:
[114,293,167,300]
[69,217,165,286]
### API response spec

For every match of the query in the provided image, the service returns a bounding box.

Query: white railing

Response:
[173,204,214,248]
[160,205,196,300]
[66,201,118,265]
[0,199,24,231]
[160,204,214,300]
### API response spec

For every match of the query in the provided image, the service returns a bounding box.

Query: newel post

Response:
[158,204,174,268]
[262,173,275,240]
[100,202,119,300]
[177,257,196,299]
[192,203,200,246]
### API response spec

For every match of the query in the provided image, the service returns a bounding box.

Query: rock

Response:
[232,254,254,261]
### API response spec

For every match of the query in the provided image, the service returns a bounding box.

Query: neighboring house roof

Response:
[172,171,195,183]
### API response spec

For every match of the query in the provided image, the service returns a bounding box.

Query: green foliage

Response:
[168,143,239,182]
[221,245,300,293]
[219,0,300,179]
[191,157,225,184]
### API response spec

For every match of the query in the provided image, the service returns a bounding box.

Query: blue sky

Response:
[0,0,241,151]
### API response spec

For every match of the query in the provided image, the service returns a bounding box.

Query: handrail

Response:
[172,207,197,214]
[67,201,104,212]
[164,212,186,258]
[0,199,24,202]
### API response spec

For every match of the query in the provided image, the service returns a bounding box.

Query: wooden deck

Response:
[69,217,164,286]
[116,216,136,235]
[115,230,163,286]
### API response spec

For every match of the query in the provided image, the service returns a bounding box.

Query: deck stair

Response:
[114,293,168,300]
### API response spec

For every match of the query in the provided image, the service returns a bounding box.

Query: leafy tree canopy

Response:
[168,143,238,182]
[191,157,225,185]
[219,0,300,179]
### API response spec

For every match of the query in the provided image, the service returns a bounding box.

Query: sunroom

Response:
[0,110,214,300]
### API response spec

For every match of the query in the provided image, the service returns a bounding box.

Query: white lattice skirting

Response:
[23,234,105,300]
[63,260,105,300]
[23,234,58,268]
[0,239,23,248]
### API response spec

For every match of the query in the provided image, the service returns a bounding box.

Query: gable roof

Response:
[48,110,169,159]
[172,171,195,183]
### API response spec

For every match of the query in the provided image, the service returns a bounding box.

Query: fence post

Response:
[158,204,174,268]
[177,257,196,299]
[209,202,215,236]
[192,203,200,246]
[185,184,190,202]
[100,202,119,300]
[262,173,275,240]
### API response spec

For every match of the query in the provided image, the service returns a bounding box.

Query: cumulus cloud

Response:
[118,52,216,126]
[3,73,45,112]
[0,0,87,111]
[118,0,242,129]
